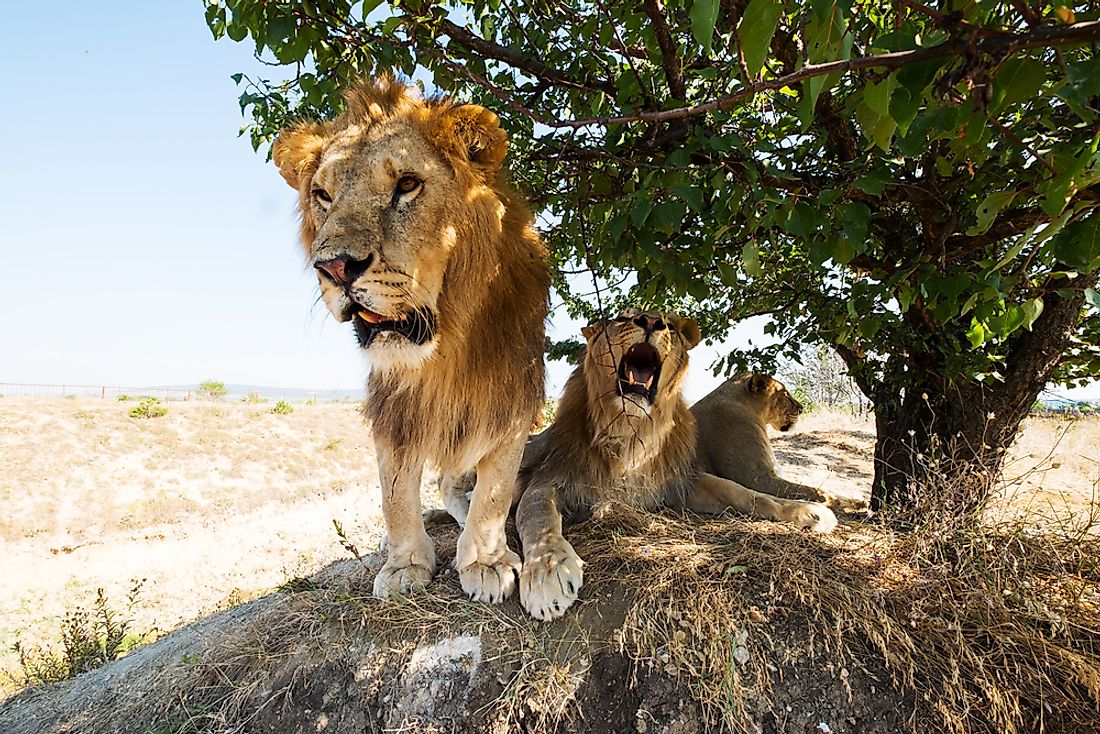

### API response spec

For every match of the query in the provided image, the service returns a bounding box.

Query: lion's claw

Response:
[458,549,521,604]
[520,542,584,622]
[373,558,436,597]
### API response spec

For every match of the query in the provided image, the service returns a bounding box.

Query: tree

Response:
[197,380,228,400]
[204,1,1100,514]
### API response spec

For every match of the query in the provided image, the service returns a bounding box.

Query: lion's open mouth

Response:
[617,343,662,404]
[349,307,436,349]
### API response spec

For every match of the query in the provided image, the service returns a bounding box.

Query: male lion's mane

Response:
[276,78,549,467]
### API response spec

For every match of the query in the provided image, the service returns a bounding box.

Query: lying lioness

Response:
[512,309,837,621]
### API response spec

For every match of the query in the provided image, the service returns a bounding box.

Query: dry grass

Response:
[571,505,1100,733]
[3,398,1098,733]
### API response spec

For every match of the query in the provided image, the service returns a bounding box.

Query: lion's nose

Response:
[316,253,374,285]
[633,315,666,333]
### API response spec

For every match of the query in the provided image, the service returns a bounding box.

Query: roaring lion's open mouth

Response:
[617,342,662,404]
[349,307,436,349]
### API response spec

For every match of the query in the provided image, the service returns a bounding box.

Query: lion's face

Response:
[581,308,702,417]
[272,79,510,370]
[747,373,804,432]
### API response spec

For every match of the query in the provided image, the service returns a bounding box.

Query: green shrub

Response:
[271,401,294,415]
[129,397,167,419]
[197,380,228,400]
[13,581,155,687]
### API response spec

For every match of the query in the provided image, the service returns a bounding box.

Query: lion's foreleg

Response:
[516,480,584,621]
[373,446,437,597]
[689,472,838,533]
[454,438,524,604]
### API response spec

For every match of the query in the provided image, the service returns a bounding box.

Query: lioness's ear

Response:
[581,321,607,341]
[436,104,508,174]
[749,373,770,393]
[676,318,702,349]
[272,124,329,190]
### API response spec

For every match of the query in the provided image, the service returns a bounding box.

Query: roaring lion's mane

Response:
[519,313,701,518]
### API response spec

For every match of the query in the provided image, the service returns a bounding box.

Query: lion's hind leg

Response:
[689,473,838,533]
[516,480,584,621]
[762,476,867,516]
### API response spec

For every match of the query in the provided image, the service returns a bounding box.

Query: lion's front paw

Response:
[826,494,869,515]
[458,548,521,605]
[784,502,838,533]
[373,545,437,598]
[520,543,584,622]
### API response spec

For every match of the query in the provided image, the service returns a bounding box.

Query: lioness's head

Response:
[581,308,702,417]
[746,373,803,432]
[272,77,510,369]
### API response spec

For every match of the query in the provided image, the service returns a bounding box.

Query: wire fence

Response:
[0,383,362,404]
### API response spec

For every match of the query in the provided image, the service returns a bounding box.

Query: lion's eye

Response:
[613,315,631,323]
[396,176,422,195]
[312,187,333,204]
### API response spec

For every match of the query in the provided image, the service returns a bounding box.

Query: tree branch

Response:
[526,20,1100,128]
[641,0,687,101]
[432,16,616,95]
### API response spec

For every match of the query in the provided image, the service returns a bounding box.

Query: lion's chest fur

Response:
[522,396,698,520]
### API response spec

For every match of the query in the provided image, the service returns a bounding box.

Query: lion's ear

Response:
[749,373,770,393]
[436,104,508,175]
[272,124,329,190]
[581,321,607,341]
[676,318,702,349]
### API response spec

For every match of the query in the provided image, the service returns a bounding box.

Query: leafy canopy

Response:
[204,0,1100,390]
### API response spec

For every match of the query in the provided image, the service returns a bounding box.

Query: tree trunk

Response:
[867,274,1095,515]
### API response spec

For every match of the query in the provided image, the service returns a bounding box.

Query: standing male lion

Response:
[272,78,549,604]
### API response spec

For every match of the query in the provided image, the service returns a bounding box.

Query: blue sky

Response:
[0,3,1093,403]
[0,1,748,401]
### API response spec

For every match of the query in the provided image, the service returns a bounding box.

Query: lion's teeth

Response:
[357,310,384,324]
[644,376,653,390]
[627,372,636,385]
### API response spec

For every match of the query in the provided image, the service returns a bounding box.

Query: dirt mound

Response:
[2,508,1096,734]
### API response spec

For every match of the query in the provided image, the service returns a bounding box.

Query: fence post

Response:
[101,386,106,399]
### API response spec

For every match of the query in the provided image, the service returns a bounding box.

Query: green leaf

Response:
[689,0,721,53]
[966,189,1017,236]
[672,186,704,213]
[991,57,1046,114]
[737,0,782,78]
[1052,212,1100,271]
[742,241,762,277]
[864,75,897,116]
[1020,297,1044,331]
[1085,288,1100,309]
[856,102,896,152]
[967,319,989,348]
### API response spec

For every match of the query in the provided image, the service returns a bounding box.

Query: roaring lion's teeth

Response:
[627,372,636,385]
[644,376,653,390]
[357,310,384,324]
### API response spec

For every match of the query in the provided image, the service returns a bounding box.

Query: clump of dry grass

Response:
[571,501,1100,734]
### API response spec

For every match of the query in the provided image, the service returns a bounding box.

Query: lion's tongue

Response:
[356,309,387,324]
[626,366,655,389]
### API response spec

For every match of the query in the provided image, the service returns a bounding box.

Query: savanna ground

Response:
[0,394,1097,713]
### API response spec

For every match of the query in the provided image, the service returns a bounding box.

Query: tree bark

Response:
[868,274,1096,515]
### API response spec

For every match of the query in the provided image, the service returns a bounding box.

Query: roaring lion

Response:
[512,309,837,620]
[272,78,549,603]
[693,374,866,514]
